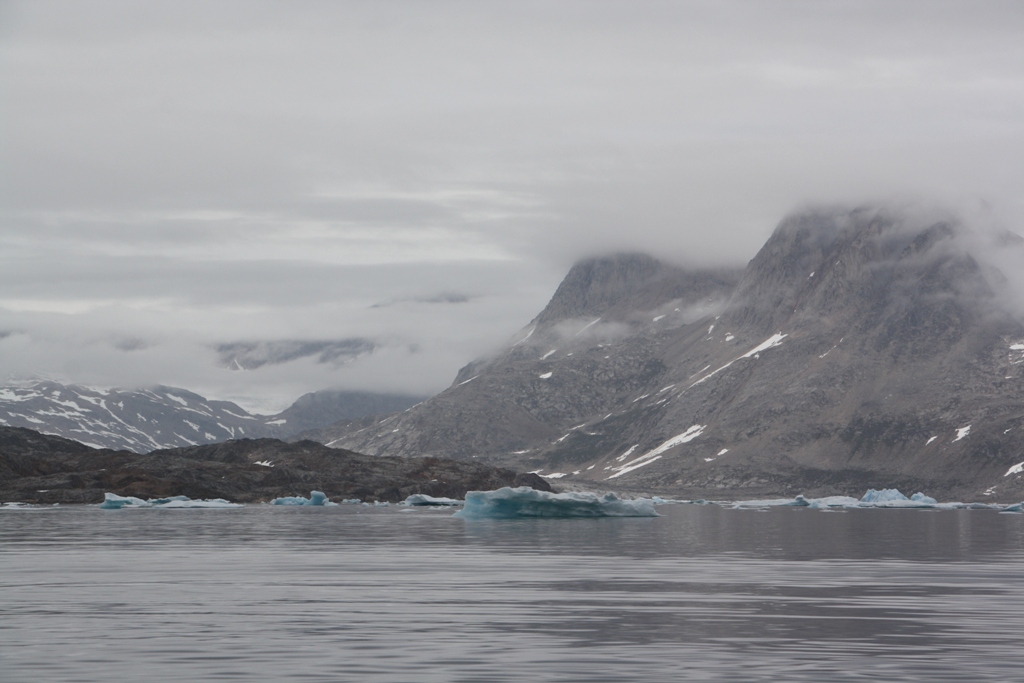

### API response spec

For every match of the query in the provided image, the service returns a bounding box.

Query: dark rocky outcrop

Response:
[0,426,551,504]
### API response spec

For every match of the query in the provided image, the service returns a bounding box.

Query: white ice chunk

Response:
[100,493,242,509]
[454,487,659,519]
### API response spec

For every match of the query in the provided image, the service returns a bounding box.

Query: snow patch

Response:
[926,436,938,445]
[165,393,188,407]
[265,419,287,426]
[454,487,659,519]
[952,425,971,442]
[456,375,479,387]
[538,372,553,379]
[607,425,705,479]
[253,460,274,467]
[1005,461,1024,477]
[652,315,666,322]
[540,349,557,360]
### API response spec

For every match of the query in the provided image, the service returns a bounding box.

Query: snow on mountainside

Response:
[0,381,423,453]
[0,381,279,451]
[314,206,1024,502]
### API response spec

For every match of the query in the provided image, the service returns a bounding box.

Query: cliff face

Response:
[314,206,1024,502]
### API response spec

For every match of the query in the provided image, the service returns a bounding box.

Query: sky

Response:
[2,1,1023,412]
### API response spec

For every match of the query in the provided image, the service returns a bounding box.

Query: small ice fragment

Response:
[454,487,659,519]
[341,498,362,504]
[270,491,337,506]
[402,494,463,506]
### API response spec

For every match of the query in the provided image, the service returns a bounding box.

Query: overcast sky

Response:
[2,1,1023,411]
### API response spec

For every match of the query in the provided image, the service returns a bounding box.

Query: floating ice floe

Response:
[730,488,1024,511]
[401,494,463,506]
[454,486,659,519]
[100,493,242,509]
[270,491,337,507]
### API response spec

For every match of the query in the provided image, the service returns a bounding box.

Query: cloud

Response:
[1,0,1023,408]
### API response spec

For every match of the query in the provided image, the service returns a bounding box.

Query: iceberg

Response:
[860,488,908,503]
[401,494,463,506]
[99,493,242,509]
[453,486,659,519]
[1001,502,1023,513]
[269,491,337,507]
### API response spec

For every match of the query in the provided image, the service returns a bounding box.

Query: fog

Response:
[2,1,1022,411]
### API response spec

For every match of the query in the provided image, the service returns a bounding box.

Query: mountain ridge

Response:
[313,206,1024,502]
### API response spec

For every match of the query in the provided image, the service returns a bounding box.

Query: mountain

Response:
[314,207,1024,502]
[0,380,423,453]
[0,425,551,504]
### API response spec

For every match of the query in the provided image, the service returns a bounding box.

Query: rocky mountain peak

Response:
[723,206,1012,339]
[533,253,741,326]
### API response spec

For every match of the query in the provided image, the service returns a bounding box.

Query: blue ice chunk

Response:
[270,490,337,506]
[453,486,659,519]
[341,498,362,505]
[860,488,909,503]
[401,494,463,506]
[100,493,151,509]
[1001,502,1023,513]
[910,492,938,505]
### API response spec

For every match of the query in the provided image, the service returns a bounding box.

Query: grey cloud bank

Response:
[2,1,1022,410]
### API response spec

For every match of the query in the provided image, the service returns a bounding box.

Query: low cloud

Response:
[215,339,376,371]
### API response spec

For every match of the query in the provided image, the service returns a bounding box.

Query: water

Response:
[2,504,1023,682]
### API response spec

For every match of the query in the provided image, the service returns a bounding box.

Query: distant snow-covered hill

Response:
[0,381,422,453]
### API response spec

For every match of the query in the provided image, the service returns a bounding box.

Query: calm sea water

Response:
[2,504,1023,682]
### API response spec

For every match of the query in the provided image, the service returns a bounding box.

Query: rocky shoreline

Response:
[0,426,552,505]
